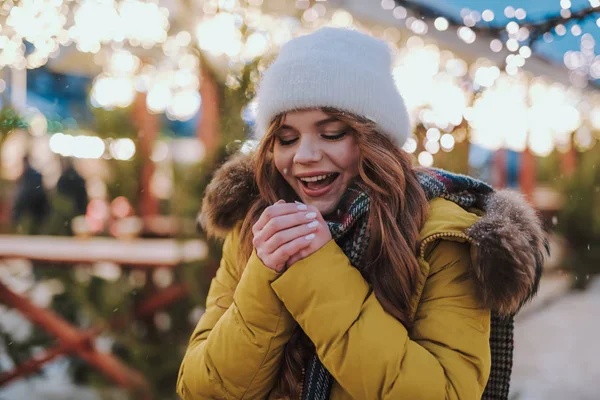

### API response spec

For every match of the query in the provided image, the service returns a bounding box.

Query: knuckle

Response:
[277,247,290,260]
[263,208,272,219]
[271,218,282,231]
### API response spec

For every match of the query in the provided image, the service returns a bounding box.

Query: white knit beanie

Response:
[254,27,410,148]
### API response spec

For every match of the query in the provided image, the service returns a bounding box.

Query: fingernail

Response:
[276,199,285,204]
[305,212,317,219]
[307,220,319,228]
[305,233,315,240]
[297,203,308,210]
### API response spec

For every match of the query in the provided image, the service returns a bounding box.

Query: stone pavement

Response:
[510,275,600,400]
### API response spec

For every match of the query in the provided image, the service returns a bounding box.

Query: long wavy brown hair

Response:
[236,107,429,399]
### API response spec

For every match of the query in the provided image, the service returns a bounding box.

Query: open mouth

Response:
[298,173,340,193]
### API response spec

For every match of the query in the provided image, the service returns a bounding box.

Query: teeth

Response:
[299,174,333,182]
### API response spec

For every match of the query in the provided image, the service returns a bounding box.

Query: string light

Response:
[434,17,449,31]
[504,6,516,18]
[411,19,428,35]
[519,46,532,58]
[381,0,395,11]
[490,39,503,52]
[515,8,527,20]
[482,10,495,22]
[418,151,434,167]
[561,9,572,18]
[571,25,582,36]
[393,6,407,19]
[506,38,520,52]
[555,24,567,35]
[506,21,519,35]
[560,0,572,9]
[458,26,476,44]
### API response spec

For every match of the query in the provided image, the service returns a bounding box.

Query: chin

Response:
[301,196,342,217]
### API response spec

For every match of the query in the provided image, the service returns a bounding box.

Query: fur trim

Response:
[467,190,547,317]
[198,153,258,238]
[199,154,547,316]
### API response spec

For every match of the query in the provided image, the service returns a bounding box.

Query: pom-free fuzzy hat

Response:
[254,27,411,148]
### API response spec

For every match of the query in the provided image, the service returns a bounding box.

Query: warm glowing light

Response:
[440,134,455,151]
[381,0,395,10]
[195,13,242,57]
[515,8,527,20]
[434,17,449,31]
[458,27,476,44]
[402,137,417,153]
[519,46,532,58]
[418,151,434,167]
[482,10,494,22]
[426,128,441,142]
[331,9,353,27]
[393,6,407,19]
[504,6,516,18]
[91,74,136,108]
[167,90,201,121]
[110,138,136,161]
[490,39,503,52]
[49,133,105,159]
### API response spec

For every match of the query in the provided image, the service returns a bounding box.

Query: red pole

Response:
[493,149,506,188]
[133,91,159,217]
[197,56,221,156]
[519,146,536,203]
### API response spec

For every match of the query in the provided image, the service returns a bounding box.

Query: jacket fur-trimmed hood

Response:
[199,153,548,317]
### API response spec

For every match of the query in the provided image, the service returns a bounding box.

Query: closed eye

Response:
[322,131,349,141]
[277,137,298,146]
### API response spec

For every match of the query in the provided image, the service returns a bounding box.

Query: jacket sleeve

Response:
[177,229,296,399]
[270,239,491,400]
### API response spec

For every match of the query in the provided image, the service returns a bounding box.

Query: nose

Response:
[293,137,322,164]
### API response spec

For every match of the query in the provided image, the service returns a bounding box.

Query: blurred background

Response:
[0,0,598,399]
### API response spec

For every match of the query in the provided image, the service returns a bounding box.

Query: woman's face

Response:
[272,109,360,216]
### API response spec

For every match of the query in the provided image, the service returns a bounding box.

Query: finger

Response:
[252,202,308,234]
[306,204,325,221]
[262,220,320,254]
[269,233,315,267]
[260,209,317,241]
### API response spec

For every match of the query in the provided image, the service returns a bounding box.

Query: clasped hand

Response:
[252,200,332,272]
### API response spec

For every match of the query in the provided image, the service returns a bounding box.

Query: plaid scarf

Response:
[302,168,512,400]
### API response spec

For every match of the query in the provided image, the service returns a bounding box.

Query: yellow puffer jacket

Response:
[180,200,487,399]
[177,155,546,400]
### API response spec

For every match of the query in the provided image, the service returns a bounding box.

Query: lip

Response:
[298,174,339,198]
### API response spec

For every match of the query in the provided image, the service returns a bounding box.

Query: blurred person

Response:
[12,155,50,234]
[177,28,548,400]
[56,156,88,217]
[45,156,89,236]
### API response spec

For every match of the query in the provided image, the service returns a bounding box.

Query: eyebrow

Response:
[279,117,342,131]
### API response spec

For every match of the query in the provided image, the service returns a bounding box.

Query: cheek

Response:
[342,144,361,176]
[273,149,292,177]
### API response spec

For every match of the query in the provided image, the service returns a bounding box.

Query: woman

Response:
[177,28,547,400]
